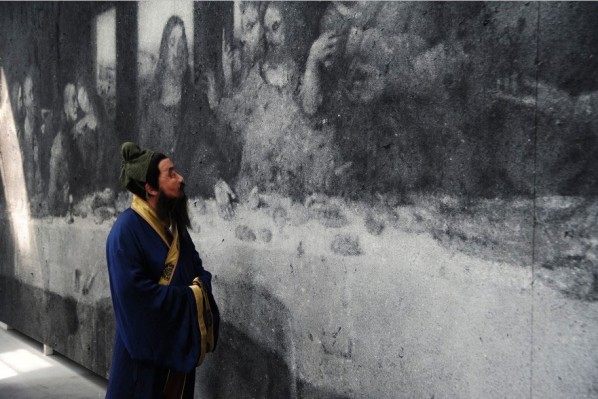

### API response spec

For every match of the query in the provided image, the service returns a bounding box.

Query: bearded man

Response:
[105,142,219,398]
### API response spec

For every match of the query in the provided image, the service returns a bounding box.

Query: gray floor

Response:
[0,326,107,399]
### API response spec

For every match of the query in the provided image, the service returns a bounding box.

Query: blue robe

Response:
[105,208,219,398]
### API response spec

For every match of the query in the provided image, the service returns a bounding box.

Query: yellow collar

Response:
[131,195,181,285]
[131,195,176,247]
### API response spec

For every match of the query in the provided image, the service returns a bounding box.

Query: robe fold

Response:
[105,207,219,398]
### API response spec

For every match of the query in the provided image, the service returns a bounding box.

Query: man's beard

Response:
[156,189,191,230]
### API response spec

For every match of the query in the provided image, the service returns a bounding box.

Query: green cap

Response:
[119,142,154,197]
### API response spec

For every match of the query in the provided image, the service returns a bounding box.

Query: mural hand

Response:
[204,70,220,111]
[495,74,536,107]
[214,179,235,220]
[222,35,234,90]
[308,32,341,69]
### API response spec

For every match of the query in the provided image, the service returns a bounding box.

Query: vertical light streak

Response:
[0,67,32,256]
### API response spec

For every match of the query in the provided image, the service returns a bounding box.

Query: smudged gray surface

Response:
[0,2,597,398]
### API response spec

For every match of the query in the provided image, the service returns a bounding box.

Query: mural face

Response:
[10,82,23,120]
[22,74,36,112]
[95,8,116,122]
[63,83,78,123]
[77,85,91,115]
[166,25,187,79]
[264,5,284,50]
[239,3,262,65]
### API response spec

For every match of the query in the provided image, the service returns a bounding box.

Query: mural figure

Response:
[237,2,265,75]
[140,15,237,218]
[10,81,24,134]
[97,64,116,122]
[298,2,481,197]
[300,1,381,114]
[46,74,119,220]
[496,76,598,195]
[139,16,190,156]
[212,2,341,201]
[207,1,266,105]
[20,67,45,208]
[74,75,119,194]
[48,82,79,218]
[207,2,266,143]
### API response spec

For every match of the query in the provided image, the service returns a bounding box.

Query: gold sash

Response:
[190,278,215,366]
[130,196,214,398]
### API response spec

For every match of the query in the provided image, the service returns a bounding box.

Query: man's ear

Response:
[145,182,159,197]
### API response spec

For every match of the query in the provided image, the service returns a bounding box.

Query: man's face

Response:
[77,86,91,115]
[167,24,187,78]
[240,5,262,62]
[63,83,78,122]
[23,76,36,112]
[344,59,385,104]
[157,158,185,199]
[264,5,285,52]
[11,82,23,116]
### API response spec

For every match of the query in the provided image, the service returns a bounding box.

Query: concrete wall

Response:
[0,2,597,398]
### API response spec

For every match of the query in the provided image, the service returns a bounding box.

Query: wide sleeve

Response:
[106,220,201,373]
[186,230,220,349]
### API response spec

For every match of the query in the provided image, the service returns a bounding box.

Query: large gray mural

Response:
[0,2,597,398]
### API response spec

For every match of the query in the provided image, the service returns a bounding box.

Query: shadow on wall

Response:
[0,177,16,297]
[0,274,78,345]
[195,279,349,398]
[0,274,115,377]
[196,279,293,397]
[0,175,16,326]
[198,321,292,398]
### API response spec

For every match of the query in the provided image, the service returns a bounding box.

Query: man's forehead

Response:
[158,158,175,171]
[64,84,76,97]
